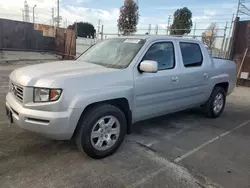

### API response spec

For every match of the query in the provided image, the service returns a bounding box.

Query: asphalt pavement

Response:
[0,60,250,188]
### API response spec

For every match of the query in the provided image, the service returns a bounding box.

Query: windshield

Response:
[77,38,145,69]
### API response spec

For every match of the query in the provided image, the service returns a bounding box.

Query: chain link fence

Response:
[76,27,232,59]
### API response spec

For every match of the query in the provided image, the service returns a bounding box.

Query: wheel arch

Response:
[72,98,132,139]
[214,82,229,94]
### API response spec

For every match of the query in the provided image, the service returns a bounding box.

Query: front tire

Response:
[203,87,226,118]
[75,104,127,159]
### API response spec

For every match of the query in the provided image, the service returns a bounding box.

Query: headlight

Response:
[34,88,62,102]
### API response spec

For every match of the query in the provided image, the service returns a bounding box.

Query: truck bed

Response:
[213,58,236,69]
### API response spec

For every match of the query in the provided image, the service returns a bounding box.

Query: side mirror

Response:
[139,60,158,73]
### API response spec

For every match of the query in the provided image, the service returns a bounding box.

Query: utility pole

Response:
[101,25,104,40]
[155,25,158,35]
[227,14,235,51]
[228,14,235,38]
[22,10,24,21]
[57,0,60,27]
[51,8,55,36]
[193,23,196,38]
[97,19,101,39]
[52,8,54,26]
[75,20,78,37]
[33,5,36,24]
[226,14,235,58]
[167,15,171,35]
[148,24,151,35]
[220,21,228,58]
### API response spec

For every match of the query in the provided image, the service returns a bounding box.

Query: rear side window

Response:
[180,42,203,67]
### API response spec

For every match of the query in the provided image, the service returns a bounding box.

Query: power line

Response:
[34,10,52,14]
[41,19,52,24]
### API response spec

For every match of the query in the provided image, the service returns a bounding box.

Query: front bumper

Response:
[5,92,81,140]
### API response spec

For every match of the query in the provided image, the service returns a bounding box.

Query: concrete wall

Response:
[0,18,55,52]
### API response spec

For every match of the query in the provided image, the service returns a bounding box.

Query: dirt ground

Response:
[0,61,250,188]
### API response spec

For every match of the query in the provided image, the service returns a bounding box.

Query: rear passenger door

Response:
[177,42,210,107]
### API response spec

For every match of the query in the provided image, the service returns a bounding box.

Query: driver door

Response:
[133,40,181,122]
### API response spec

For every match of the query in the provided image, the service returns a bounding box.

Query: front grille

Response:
[11,82,24,102]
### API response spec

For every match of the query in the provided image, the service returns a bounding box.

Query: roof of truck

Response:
[116,35,198,41]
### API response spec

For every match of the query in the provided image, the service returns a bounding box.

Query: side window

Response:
[180,42,203,67]
[142,42,175,70]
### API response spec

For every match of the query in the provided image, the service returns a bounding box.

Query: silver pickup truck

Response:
[5,36,236,159]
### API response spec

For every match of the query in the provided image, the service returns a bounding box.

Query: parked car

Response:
[5,36,236,159]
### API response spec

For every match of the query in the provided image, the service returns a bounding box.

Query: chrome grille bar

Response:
[11,82,24,102]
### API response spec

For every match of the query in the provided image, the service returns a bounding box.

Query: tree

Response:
[170,7,193,35]
[67,24,75,30]
[67,22,96,38]
[117,0,139,35]
[202,23,219,49]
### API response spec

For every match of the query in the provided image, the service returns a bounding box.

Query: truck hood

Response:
[10,60,116,87]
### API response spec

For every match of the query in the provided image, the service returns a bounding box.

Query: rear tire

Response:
[75,104,127,159]
[203,87,226,118]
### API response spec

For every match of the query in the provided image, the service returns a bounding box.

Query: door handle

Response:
[204,73,209,79]
[172,77,178,83]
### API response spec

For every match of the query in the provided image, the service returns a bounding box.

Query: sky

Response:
[0,0,248,36]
